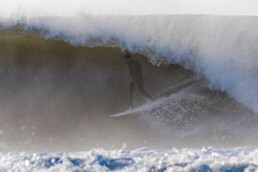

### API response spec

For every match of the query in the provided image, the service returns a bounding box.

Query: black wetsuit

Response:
[127,58,143,85]
[125,58,153,107]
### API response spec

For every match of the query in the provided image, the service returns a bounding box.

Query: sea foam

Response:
[0,147,257,171]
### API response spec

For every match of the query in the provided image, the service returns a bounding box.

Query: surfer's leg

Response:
[138,84,154,100]
[129,81,135,108]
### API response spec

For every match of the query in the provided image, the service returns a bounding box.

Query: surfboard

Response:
[109,96,167,117]
[109,77,200,117]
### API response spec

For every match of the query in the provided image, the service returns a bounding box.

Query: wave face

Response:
[1,15,258,113]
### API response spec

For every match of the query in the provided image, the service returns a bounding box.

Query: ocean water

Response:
[0,1,258,171]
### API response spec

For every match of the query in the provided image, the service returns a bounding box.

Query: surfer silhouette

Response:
[123,50,154,108]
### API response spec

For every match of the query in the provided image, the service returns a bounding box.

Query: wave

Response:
[1,14,258,114]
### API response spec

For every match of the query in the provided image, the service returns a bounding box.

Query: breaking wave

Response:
[1,14,258,113]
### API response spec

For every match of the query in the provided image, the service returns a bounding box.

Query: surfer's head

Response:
[124,49,131,59]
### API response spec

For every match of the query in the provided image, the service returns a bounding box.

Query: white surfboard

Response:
[109,77,200,117]
[109,96,167,117]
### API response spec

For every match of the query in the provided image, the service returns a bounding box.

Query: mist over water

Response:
[1,0,258,16]
[0,31,257,152]
[0,35,191,151]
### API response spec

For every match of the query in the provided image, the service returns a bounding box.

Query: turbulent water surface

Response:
[0,147,258,171]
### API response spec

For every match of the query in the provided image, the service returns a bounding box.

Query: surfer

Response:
[123,50,154,108]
